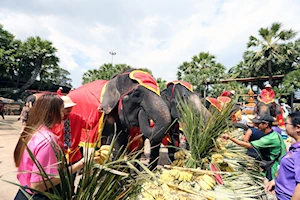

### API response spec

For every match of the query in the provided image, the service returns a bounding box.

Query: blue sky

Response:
[1,0,300,88]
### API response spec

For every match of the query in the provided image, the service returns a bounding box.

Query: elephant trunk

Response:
[138,93,171,142]
[189,94,211,118]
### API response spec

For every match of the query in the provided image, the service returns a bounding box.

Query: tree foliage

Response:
[177,52,226,98]
[82,63,131,84]
[245,22,297,85]
[0,24,72,98]
[82,63,168,92]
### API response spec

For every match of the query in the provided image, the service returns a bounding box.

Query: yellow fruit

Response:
[198,179,209,190]
[100,145,111,151]
[202,174,215,188]
[94,150,101,157]
[160,172,175,182]
[172,159,179,166]
[174,152,181,160]
[211,154,224,163]
[100,150,109,156]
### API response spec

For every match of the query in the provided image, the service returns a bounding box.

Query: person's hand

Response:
[221,134,230,140]
[265,179,276,194]
[17,117,21,121]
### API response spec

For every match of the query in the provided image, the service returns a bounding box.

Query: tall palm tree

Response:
[247,22,297,84]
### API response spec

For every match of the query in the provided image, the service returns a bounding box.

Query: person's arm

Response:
[291,183,300,200]
[221,134,252,149]
[265,179,276,194]
[30,159,85,191]
[243,129,252,142]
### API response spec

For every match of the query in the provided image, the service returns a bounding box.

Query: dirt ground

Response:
[0,116,22,200]
[0,115,170,200]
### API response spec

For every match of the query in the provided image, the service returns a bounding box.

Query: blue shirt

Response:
[275,141,300,200]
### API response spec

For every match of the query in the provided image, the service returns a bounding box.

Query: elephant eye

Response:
[122,95,129,101]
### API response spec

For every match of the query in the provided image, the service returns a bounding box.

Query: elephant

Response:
[254,100,281,118]
[254,99,285,129]
[67,69,171,168]
[204,96,248,130]
[160,81,210,160]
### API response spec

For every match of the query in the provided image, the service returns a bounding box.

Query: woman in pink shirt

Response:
[14,94,90,200]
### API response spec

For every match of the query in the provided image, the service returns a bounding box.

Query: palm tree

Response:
[247,22,297,84]
[178,52,225,98]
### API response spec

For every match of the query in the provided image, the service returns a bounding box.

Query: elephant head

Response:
[100,69,171,142]
[255,100,281,118]
[161,81,210,120]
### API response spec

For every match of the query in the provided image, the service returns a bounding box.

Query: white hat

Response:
[230,90,235,95]
[59,87,63,90]
[61,96,77,108]
[265,84,272,88]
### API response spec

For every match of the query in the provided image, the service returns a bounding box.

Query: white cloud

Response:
[1,0,300,88]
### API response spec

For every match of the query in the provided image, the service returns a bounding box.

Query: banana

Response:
[179,150,186,158]
[160,172,175,182]
[202,175,215,189]
[177,159,184,167]
[198,179,209,190]
[172,159,179,166]
[94,150,101,157]
[174,152,180,160]
[100,145,111,151]
[169,169,179,177]
[100,149,109,156]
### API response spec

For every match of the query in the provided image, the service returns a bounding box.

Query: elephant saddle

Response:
[167,81,194,92]
[68,80,108,148]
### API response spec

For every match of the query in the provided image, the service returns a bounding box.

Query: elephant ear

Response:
[100,78,120,114]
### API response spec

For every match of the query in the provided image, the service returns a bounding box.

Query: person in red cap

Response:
[57,87,63,96]
[260,84,275,101]
[52,96,91,167]
[220,90,235,98]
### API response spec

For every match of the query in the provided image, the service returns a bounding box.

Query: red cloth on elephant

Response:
[217,96,231,104]
[67,80,108,148]
[259,88,275,104]
[276,107,285,129]
[129,127,143,152]
[206,97,222,111]
[167,81,194,92]
[129,70,160,95]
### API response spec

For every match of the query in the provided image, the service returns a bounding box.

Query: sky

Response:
[1,0,300,88]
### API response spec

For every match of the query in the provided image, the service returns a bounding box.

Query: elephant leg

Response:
[148,140,161,170]
[168,133,180,162]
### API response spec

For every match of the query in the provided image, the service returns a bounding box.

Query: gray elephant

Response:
[160,81,210,160]
[66,69,171,167]
[254,100,281,118]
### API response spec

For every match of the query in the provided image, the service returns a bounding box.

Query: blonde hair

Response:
[14,94,63,167]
